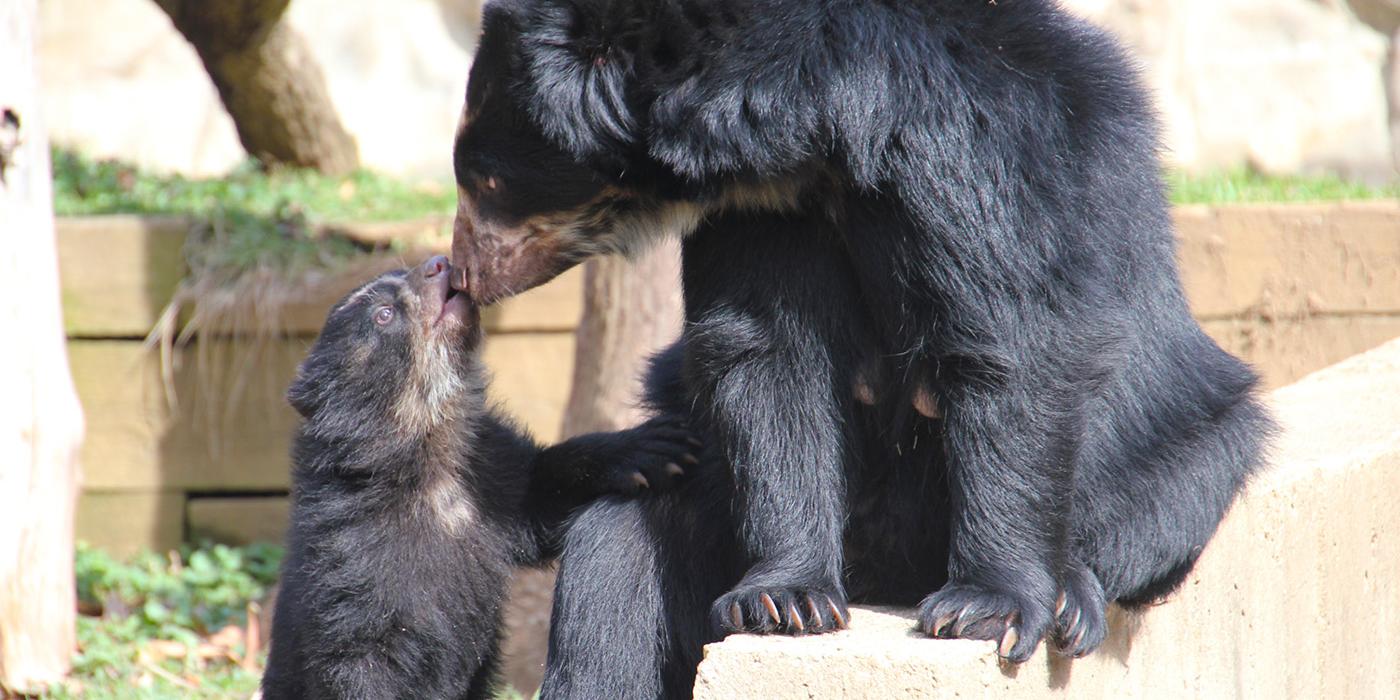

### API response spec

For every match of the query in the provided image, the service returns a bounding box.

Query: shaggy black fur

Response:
[447,1,1275,695]
[260,256,699,700]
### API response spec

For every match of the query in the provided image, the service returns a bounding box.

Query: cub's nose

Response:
[422,255,449,278]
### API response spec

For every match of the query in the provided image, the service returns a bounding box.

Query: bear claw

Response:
[1051,565,1108,658]
[828,598,848,629]
[760,593,781,624]
[788,604,805,632]
[805,597,823,627]
[917,583,1049,663]
[998,626,1020,658]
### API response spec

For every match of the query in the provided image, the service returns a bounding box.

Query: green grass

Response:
[52,148,456,280]
[52,148,455,222]
[43,542,282,699]
[1169,168,1400,205]
[49,149,1397,280]
[53,149,1398,217]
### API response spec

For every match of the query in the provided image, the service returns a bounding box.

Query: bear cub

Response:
[261,255,698,700]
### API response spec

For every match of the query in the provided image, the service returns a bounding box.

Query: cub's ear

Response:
[515,0,653,162]
[285,368,321,419]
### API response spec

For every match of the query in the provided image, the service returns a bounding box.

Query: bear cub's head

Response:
[288,255,482,435]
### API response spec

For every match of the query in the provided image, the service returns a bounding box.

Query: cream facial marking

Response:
[337,276,409,315]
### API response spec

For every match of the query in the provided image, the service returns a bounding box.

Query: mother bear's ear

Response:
[512,0,654,165]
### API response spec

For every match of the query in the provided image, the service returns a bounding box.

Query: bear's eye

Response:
[373,306,395,326]
[484,175,500,192]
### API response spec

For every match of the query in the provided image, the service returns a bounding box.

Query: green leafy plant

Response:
[52,148,455,222]
[45,542,284,699]
[75,542,281,640]
[51,543,540,698]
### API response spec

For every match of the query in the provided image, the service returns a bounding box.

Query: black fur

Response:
[447,0,1275,695]
[260,257,699,699]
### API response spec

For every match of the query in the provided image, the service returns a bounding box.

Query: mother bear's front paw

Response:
[917,583,1052,663]
[711,584,850,636]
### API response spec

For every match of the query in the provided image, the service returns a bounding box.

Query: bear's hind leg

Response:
[542,487,736,700]
[1075,351,1272,610]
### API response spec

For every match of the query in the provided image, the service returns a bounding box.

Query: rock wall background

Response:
[1064,0,1397,178]
[38,0,1400,180]
[39,0,480,177]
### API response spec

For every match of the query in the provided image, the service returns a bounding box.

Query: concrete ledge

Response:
[694,337,1400,699]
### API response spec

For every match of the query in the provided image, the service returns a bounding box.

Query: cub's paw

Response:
[1052,564,1108,658]
[711,585,850,636]
[917,583,1051,663]
[606,415,703,496]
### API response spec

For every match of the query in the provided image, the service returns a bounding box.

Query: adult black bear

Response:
[449,0,1273,695]
[261,256,699,699]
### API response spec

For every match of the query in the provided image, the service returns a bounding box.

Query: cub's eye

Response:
[373,306,395,325]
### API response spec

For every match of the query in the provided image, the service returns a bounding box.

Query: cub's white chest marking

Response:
[394,340,466,434]
[420,470,475,535]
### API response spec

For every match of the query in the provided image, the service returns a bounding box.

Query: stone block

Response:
[57,215,583,339]
[481,332,577,441]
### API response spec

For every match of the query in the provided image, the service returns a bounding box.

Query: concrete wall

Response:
[38,0,480,178]
[1063,0,1396,178]
[694,336,1400,699]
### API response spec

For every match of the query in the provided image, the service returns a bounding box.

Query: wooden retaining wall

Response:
[59,202,1400,554]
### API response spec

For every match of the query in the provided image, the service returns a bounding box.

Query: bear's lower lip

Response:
[435,286,473,326]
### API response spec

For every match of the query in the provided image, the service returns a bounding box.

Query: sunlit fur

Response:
[263,261,700,700]
[449,1,1276,696]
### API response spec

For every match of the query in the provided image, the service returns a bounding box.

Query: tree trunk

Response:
[559,244,686,435]
[499,241,685,695]
[153,0,359,175]
[0,0,85,693]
